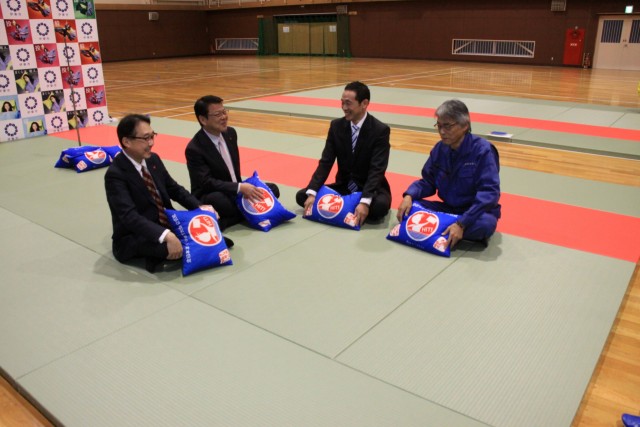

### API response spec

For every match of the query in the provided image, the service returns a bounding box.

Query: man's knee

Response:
[267,183,280,199]
[295,188,308,207]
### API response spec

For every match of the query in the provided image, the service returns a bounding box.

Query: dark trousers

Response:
[113,234,168,264]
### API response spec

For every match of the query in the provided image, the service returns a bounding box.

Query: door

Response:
[563,28,585,66]
[310,23,324,54]
[593,16,640,70]
[324,23,337,55]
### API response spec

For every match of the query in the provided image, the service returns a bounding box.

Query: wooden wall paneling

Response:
[97,10,209,61]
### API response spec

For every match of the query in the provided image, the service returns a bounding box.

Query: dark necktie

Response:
[141,165,170,228]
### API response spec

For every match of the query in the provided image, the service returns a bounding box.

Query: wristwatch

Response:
[455,220,465,229]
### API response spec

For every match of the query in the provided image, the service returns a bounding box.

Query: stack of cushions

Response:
[165,208,233,276]
[387,202,458,257]
[303,185,362,231]
[236,171,295,232]
[54,145,121,173]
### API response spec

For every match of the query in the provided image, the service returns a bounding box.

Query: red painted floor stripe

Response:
[53,127,640,262]
[255,95,640,142]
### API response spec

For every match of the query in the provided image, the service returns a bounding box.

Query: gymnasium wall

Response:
[95,0,635,65]
[96,9,209,61]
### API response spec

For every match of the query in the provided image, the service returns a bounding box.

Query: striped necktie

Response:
[347,123,360,193]
[141,165,170,228]
[351,123,359,153]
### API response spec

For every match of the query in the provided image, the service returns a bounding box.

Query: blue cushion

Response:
[54,145,121,173]
[102,145,122,160]
[54,145,100,168]
[165,208,233,276]
[387,203,458,257]
[236,171,295,232]
[303,185,362,231]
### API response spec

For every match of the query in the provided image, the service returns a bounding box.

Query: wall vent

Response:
[551,0,566,12]
[215,38,259,51]
[452,39,535,58]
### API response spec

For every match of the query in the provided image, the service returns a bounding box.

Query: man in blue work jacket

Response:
[396,99,501,249]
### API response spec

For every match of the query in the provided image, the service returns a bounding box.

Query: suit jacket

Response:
[306,114,391,200]
[185,127,241,199]
[104,152,200,262]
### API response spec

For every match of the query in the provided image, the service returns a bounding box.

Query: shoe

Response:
[223,236,234,248]
[623,413,640,427]
[144,256,163,273]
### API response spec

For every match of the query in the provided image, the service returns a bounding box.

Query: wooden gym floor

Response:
[1,56,639,427]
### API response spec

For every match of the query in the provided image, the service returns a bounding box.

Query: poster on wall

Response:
[0,0,108,142]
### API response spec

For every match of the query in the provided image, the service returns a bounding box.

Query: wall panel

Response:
[96,1,637,66]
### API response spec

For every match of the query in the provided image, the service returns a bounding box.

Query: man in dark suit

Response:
[296,81,391,225]
[185,95,280,230]
[105,114,229,273]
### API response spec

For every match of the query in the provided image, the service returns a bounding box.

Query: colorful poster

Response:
[0,0,107,142]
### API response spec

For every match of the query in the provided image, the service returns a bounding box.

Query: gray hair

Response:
[435,99,471,132]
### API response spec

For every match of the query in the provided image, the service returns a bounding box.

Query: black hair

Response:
[116,114,150,146]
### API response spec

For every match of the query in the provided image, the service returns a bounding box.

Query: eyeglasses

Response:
[208,109,228,118]
[434,122,457,131]
[129,132,158,143]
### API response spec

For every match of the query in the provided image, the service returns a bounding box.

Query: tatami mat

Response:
[18,298,490,427]
[193,219,471,358]
[227,86,640,158]
[0,207,186,378]
[337,234,634,427]
[0,108,637,426]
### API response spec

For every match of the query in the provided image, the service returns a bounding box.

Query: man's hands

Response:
[239,183,263,203]
[165,232,183,260]
[443,222,464,249]
[354,203,369,226]
[303,194,316,214]
[199,204,218,219]
[396,195,413,222]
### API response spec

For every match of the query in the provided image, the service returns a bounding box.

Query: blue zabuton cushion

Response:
[236,171,295,232]
[54,145,121,173]
[303,185,362,231]
[165,208,232,276]
[387,203,458,257]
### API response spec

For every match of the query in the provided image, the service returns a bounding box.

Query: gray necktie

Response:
[216,137,237,183]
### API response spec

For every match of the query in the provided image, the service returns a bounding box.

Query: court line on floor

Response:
[248,95,640,141]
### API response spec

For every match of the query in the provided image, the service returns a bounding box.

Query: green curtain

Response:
[337,14,351,58]
[257,17,277,55]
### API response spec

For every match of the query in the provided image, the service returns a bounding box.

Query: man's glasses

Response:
[129,132,158,143]
[209,109,228,118]
[434,122,457,131]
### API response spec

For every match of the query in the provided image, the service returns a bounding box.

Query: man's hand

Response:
[443,222,464,249]
[165,232,183,260]
[355,202,369,226]
[396,195,413,222]
[239,183,263,203]
[303,195,316,215]
[199,204,219,219]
